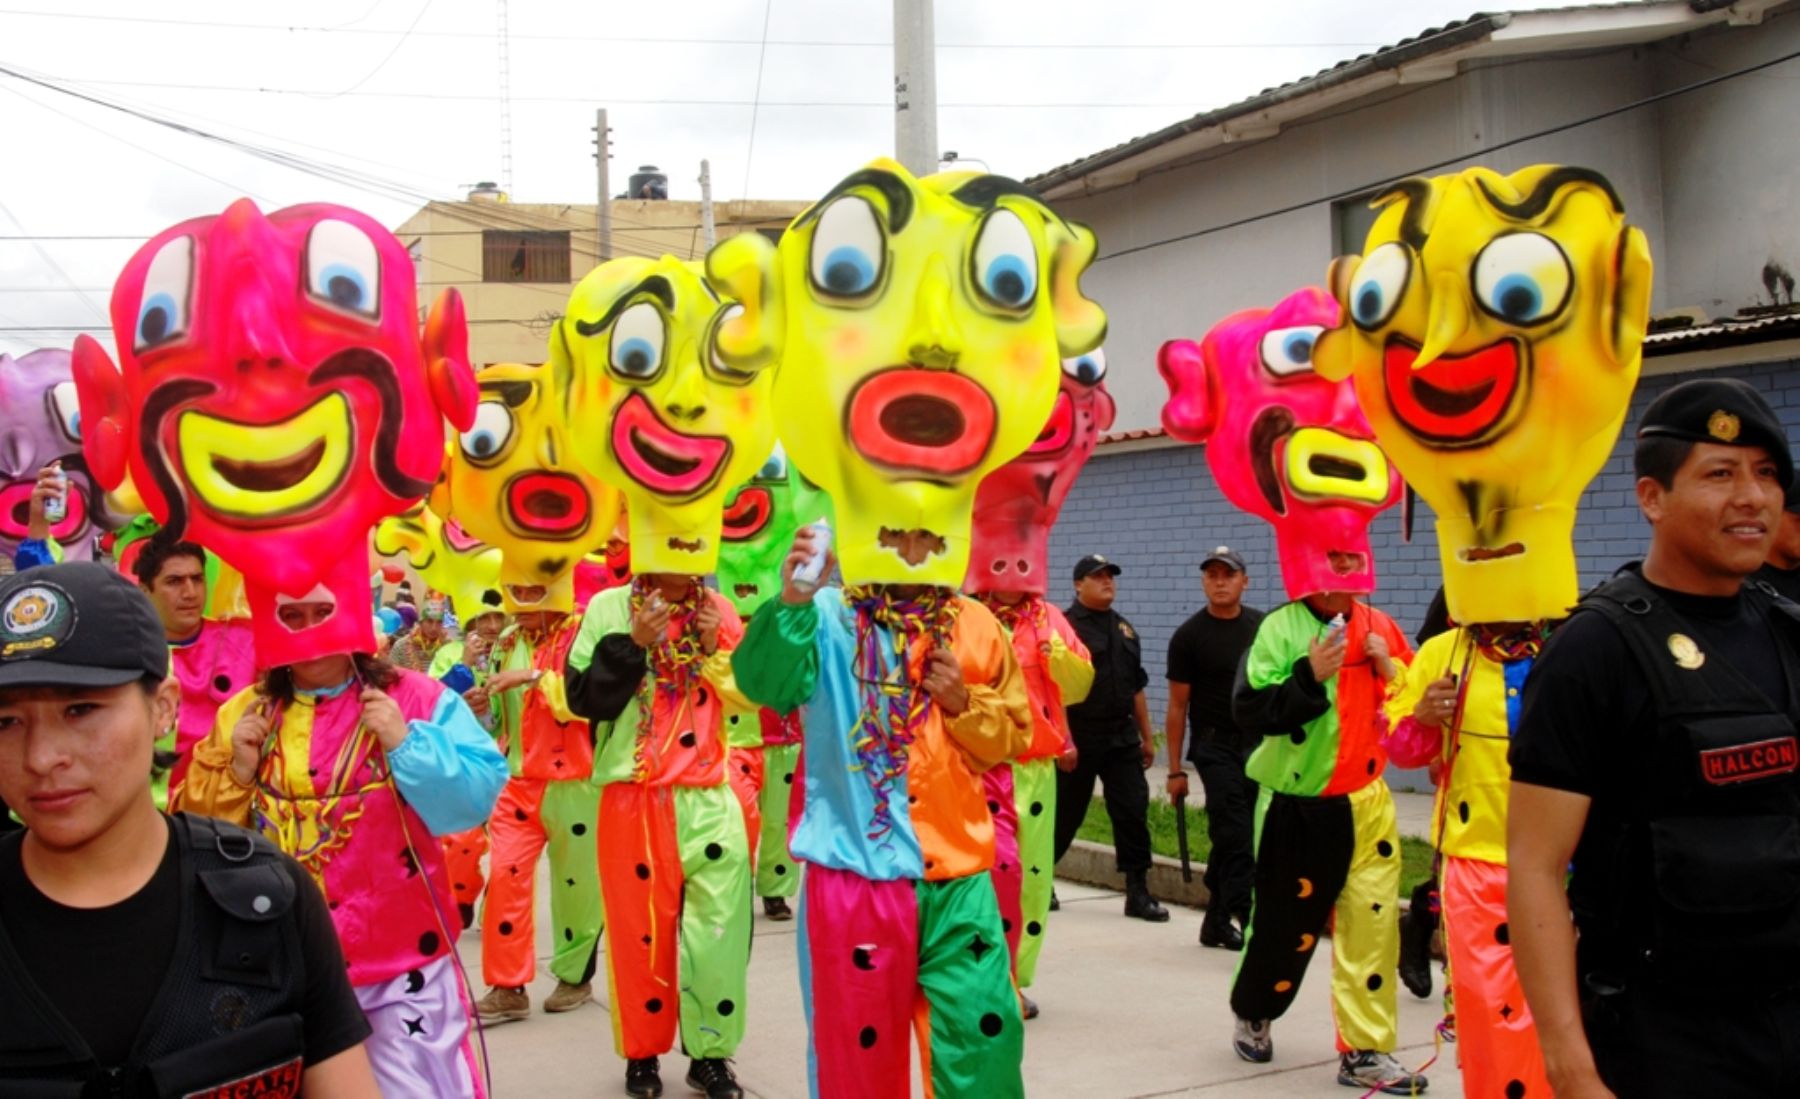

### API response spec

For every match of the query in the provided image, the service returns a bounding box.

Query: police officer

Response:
[1510,378,1799,1098]
[1053,554,1168,921]
[0,562,380,1097]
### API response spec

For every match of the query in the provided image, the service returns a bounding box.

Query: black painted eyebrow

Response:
[1476,166,1623,221]
[1370,178,1435,252]
[571,275,676,337]
[477,380,535,407]
[793,168,915,234]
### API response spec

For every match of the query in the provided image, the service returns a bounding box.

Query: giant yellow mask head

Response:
[550,256,774,576]
[704,158,1106,586]
[428,361,623,614]
[373,501,502,626]
[1314,165,1652,624]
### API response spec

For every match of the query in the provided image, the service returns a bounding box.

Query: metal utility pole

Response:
[892,0,939,178]
[592,108,613,262]
[698,159,717,252]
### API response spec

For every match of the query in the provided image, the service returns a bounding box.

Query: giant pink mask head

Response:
[72,199,477,666]
[968,350,1115,596]
[1159,287,1399,600]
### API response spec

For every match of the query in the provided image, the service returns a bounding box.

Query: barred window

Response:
[482,231,571,283]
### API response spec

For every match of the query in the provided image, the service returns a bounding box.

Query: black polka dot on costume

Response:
[419,931,440,956]
[1376,840,1394,858]
[1495,922,1510,945]
[979,1012,1003,1037]
[1029,802,1043,817]
[717,999,735,1016]
[646,998,663,1013]
[1366,758,1377,775]
[1289,730,1307,745]
[1002,918,1013,934]
[679,731,697,747]
[859,1026,877,1049]
[572,822,588,836]
[987,799,1000,813]
[498,920,513,935]
[696,687,711,707]
[705,843,724,860]
[852,946,875,970]
[1505,1081,1526,1099]
[1366,974,1383,991]
[783,772,795,784]
[457,902,474,929]
[1458,801,1471,824]
[1026,921,1042,936]
[636,863,651,880]
[514,808,529,822]
[774,864,787,875]
[564,927,574,942]
[213,674,232,693]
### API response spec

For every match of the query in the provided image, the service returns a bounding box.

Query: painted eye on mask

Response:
[971,209,1038,311]
[48,381,82,443]
[1473,232,1572,326]
[135,235,193,352]
[1349,243,1410,331]
[609,302,666,382]
[708,304,757,384]
[305,219,382,320]
[809,196,884,299]
[1062,348,1107,386]
[459,402,514,464]
[1258,326,1325,377]
[755,441,789,482]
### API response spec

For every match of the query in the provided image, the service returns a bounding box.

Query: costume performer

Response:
[428,360,624,1022]
[554,255,776,1099]
[966,353,1112,1006]
[723,158,1107,1099]
[1,348,127,569]
[717,442,834,920]
[375,501,507,929]
[1315,164,1651,1099]
[76,198,507,1097]
[1160,286,1426,1094]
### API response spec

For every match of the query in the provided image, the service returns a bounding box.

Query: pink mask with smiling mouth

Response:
[1159,287,1400,601]
[968,352,1115,596]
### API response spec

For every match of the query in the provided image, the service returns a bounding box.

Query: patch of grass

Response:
[1074,797,1435,899]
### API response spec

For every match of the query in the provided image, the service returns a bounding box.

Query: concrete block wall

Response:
[1048,356,1800,777]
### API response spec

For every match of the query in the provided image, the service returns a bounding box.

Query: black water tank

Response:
[628,165,668,200]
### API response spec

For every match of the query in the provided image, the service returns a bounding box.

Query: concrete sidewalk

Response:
[468,868,1461,1098]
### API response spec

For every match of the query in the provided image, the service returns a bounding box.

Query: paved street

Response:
[467,814,1462,1098]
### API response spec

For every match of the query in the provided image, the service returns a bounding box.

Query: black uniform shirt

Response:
[1752,562,1800,604]
[1064,601,1149,745]
[1167,604,1265,759]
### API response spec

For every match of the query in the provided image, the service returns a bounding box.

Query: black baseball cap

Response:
[1073,554,1122,581]
[0,562,168,690]
[1636,378,1793,490]
[1200,546,1246,573]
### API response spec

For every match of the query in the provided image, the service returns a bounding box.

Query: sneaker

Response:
[1199,910,1244,950]
[625,1056,663,1099]
[475,985,529,1026]
[1337,1050,1428,1095]
[543,979,593,1013]
[1232,1017,1272,1064]
[762,896,794,921]
[685,1057,743,1099]
[1019,991,1039,1020]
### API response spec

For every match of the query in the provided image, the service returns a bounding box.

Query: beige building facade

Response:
[396,196,808,365]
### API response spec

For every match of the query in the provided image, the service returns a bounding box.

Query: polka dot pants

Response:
[480,775,605,989]
[1442,854,1547,1098]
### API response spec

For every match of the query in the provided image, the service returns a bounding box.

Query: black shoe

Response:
[1049,889,1060,911]
[762,896,793,921]
[1019,992,1039,1020]
[625,1057,662,1098]
[1123,872,1170,922]
[1399,879,1438,1000]
[1199,911,1244,950]
[685,1057,743,1099]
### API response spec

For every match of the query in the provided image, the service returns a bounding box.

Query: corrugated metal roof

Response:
[1025,2,1751,196]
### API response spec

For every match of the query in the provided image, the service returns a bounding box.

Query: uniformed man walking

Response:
[1510,378,1800,1098]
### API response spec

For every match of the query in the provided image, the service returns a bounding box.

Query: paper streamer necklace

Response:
[628,576,708,782]
[842,584,962,840]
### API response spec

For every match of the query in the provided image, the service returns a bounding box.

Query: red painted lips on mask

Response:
[720,485,773,542]
[1383,338,1523,446]
[847,367,997,476]
[505,471,592,539]
[1026,390,1075,457]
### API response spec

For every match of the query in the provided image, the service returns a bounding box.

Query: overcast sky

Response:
[0,0,1616,357]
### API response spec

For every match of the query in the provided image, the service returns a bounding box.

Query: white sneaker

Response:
[1232,1017,1272,1063]
[1337,1050,1428,1094]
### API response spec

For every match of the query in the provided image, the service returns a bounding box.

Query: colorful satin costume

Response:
[736,586,1032,1099]
[178,668,507,1097]
[1385,625,1551,1096]
[481,616,606,992]
[565,581,753,1063]
[1230,600,1412,1054]
[166,617,257,794]
[976,596,1092,987]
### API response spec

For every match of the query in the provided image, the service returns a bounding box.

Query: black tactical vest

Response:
[1575,569,1800,989]
[0,814,309,1097]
